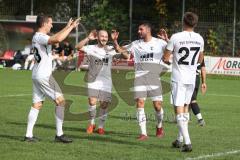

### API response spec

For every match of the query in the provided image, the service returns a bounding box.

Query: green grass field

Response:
[0,69,240,160]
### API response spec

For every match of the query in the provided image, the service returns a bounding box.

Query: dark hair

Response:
[183,12,198,28]
[139,21,152,31]
[36,13,52,28]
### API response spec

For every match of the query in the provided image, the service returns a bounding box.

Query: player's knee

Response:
[153,101,162,111]
[32,102,43,110]
[88,98,97,106]
[100,101,108,109]
[56,97,65,107]
[136,99,145,108]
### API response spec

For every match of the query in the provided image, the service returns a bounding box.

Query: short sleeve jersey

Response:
[32,32,52,79]
[82,45,117,90]
[127,37,167,77]
[166,31,204,84]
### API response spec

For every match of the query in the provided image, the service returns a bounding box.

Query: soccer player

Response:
[162,12,204,152]
[190,60,207,126]
[75,29,128,135]
[113,22,166,140]
[24,14,80,143]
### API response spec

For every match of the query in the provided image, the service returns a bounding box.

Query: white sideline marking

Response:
[207,93,240,98]
[185,150,240,160]
[0,93,239,99]
[0,94,31,98]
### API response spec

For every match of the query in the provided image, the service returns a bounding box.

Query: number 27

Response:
[178,47,200,65]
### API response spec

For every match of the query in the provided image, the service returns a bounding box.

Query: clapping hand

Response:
[157,28,169,42]
[88,30,98,41]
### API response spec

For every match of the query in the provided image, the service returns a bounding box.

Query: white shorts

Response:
[140,95,163,101]
[171,81,195,107]
[134,85,163,101]
[32,76,63,103]
[26,54,34,61]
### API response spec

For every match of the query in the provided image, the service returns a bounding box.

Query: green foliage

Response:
[206,24,232,56]
[155,0,167,16]
[207,29,218,55]
[82,0,128,39]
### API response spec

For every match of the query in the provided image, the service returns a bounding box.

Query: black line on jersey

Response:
[45,45,49,55]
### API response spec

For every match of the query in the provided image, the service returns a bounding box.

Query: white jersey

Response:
[127,37,167,77]
[32,32,52,79]
[166,31,204,84]
[82,45,117,92]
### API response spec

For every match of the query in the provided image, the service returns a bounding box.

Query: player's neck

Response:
[143,35,152,42]
[97,43,106,48]
[183,26,194,32]
[37,28,48,34]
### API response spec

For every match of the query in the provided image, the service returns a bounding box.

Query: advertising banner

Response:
[205,56,240,76]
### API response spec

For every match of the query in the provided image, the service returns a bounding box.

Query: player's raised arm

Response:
[48,18,80,44]
[157,28,169,42]
[75,30,97,50]
[111,29,129,59]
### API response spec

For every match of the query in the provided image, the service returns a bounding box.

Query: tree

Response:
[82,0,129,39]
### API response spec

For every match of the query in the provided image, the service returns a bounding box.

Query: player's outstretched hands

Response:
[111,30,119,41]
[157,28,169,42]
[67,18,74,27]
[66,17,81,28]
[88,30,97,41]
[72,17,81,28]
[201,83,207,95]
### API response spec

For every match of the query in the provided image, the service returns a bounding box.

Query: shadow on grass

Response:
[7,121,138,138]
[0,134,24,141]
[6,121,168,149]
[7,121,86,133]
[69,134,166,149]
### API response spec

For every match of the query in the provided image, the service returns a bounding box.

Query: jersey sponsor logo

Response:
[140,53,153,61]
[94,57,109,65]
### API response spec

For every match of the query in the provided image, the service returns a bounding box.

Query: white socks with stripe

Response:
[25,107,39,138]
[137,108,147,136]
[176,113,191,144]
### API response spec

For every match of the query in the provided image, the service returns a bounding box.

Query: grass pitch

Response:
[0,69,240,160]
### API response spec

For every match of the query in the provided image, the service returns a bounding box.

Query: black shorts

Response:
[191,75,200,101]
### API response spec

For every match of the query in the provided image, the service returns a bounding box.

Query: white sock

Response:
[196,113,203,120]
[55,106,64,136]
[176,113,191,145]
[177,127,183,142]
[25,107,39,138]
[137,108,147,136]
[29,62,34,70]
[88,105,96,125]
[52,61,57,71]
[155,108,164,128]
[24,62,28,70]
[98,108,108,129]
